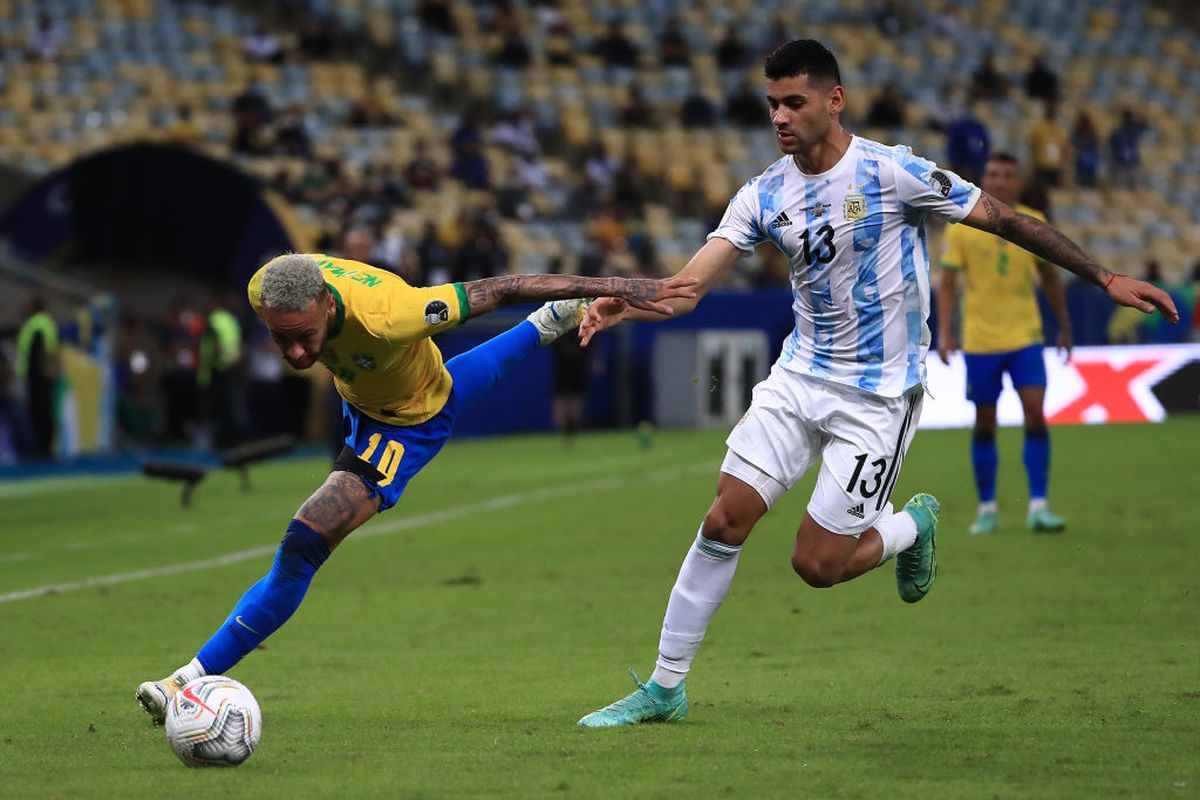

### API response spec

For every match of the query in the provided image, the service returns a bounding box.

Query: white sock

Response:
[978,500,998,515]
[874,506,918,566]
[650,528,742,687]
[170,657,206,686]
[1028,497,1047,514]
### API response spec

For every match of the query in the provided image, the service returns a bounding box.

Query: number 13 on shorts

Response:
[845,453,889,499]
[358,432,405,487]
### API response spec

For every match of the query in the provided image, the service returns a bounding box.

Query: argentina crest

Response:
[844,192,867,221]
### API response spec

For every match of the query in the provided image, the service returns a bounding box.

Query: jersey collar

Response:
[326,282,345,339]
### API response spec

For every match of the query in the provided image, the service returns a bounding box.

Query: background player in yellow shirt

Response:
[136,253,695,720]
[937,153,1071,535]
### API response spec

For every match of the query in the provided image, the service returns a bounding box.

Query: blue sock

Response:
[1023,426,1050,499]
[196,519,330,674]
[971,431,998,504]
[445,320,541,408]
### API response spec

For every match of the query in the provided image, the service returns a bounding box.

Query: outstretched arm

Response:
[960,192,1179,323]
[579,237,743,346]
[461,273,696,318]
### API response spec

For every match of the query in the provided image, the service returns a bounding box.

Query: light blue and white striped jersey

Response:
[708,135,980,397]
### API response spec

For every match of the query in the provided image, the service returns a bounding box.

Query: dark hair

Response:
[987,151,1019,166]
[763,39,841,86]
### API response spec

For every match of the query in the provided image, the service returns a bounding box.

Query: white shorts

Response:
[723,365,924,535]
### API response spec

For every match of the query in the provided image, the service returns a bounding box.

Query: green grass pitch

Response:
[1,419,1197,798]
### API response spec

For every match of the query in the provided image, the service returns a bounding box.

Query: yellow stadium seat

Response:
[366,10,392,48]
[598,127,628,160]
[631,131,664,177]
[430,51,459,87]
[665,161,695,192]
[464,67,493,102]
[658,252,691,276]
[214,33,242,57]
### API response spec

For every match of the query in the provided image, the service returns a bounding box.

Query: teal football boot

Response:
[969,509,998,535]
[1027,507,1066,533]
[896,493,939,604]
[577,670,687,728]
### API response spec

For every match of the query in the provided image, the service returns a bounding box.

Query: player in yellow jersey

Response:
[937,153,1071,535]
[135,253,695,721]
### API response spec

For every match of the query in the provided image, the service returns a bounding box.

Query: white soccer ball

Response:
[164,676,262,767]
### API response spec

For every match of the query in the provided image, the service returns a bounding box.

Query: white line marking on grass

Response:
[1,448,704,556]
[0,474,141,500]
[0,460,715,604]
[0,553,29,563]
[12,509,285,562]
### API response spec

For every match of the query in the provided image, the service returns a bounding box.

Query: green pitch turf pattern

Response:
[1,420,1196,798]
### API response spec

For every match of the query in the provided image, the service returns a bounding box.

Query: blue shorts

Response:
[963,344,1047,406]
[340,391,461,512]
[336,319,542,512]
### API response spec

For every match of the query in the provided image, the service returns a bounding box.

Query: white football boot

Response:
[527,297,591,344]
[135,674,188,725]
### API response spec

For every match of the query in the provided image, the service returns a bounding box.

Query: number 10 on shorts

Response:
[846,453,888,499]
[358,433,405,487]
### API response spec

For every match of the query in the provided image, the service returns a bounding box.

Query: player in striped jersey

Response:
[576,39,1177,727]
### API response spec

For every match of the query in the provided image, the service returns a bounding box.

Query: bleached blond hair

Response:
[259,253,327,311]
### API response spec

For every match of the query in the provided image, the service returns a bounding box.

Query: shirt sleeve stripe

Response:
[453,282,470,322]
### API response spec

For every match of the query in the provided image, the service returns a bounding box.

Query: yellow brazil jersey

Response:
[247,255,469,426]
[942,204,1046,353]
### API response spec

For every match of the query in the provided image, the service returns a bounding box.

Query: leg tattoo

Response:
[297,471,378,546]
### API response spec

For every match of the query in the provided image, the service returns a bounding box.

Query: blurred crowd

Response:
[2,0,1188,290]
[3,0,1200,461]
[112,293,326,452]
[0,292,321,462]
[191,4,1161,289]
[928,56,1147,202]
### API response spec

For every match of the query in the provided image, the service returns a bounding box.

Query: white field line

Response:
[0,460,715,605]
[0,509,282,565]
[0,474,142,499]
[0,448,702,560]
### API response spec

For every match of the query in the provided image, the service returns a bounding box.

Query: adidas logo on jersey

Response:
[768,212,793,229]
[847,503,865,519]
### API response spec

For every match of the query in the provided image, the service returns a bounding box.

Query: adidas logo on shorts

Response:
[768,212,793,229]
[847,503,865,519]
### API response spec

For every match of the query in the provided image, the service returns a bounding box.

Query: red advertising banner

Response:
[919,344,1200,428]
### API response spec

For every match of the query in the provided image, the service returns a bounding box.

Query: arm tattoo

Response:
[980,194,1001,229]
[297,471,373,541]
[985,195,1111,287]
[464,275,658,316]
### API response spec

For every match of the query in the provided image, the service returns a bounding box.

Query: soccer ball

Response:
[164,676,262,767]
